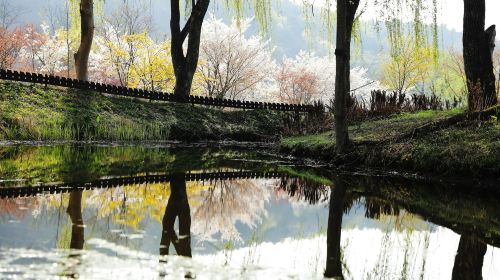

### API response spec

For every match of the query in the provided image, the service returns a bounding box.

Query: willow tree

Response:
[73,0,94,81]
[168,0,440,152]
[463,0,497,111]
[301,0,439,153]
[333,0,360,153]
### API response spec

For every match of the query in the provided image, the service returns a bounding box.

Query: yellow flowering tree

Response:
[382,36,434,95]
[127,33,175,92]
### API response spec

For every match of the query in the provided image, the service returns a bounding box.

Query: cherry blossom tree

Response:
[198,16,276,100]
[19,24,67,75]
[275,51,379,105]
[0,27,24,69]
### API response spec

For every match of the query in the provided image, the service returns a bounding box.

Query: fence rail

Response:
[0,171,289,199]
[0,68,315,112]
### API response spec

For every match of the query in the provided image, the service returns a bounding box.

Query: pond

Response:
[0,145,499,279]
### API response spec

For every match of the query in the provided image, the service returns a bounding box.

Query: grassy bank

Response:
[0,82,286,142]
[280,108,500,176]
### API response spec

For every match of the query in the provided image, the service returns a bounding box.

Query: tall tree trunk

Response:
[67,191,84,250]
[463,0,497,111]
[334,0,360,154]
[324,181,347,278]
[74,0,94,81]
[160,173,192,257]
[170,0,210,100]
[452,234,487,280]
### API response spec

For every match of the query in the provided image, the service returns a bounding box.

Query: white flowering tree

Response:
[275,51,379,105]
[198,16,276,100]
[19,24,68,75]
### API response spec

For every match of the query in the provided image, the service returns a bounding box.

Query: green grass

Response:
[280,132,335,156]
[0,82,286,142]
[349,108,465,142]
[281,108,500,176]
[374,121,500,174]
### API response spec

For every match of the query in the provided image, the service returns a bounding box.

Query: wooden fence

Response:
[0,68,316,112]
[0,171,289,198]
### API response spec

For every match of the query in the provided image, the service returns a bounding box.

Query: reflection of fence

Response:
[0,68,314,112]
[0,171,288,198]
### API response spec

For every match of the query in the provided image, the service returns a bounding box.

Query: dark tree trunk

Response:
[324,181,347,278]
[452,234,487,280]
[463,0,497,111]
[74,0,94,81]
[170,0,210,100]
[67,191,84,250]
[160,173,192,257]
[334,0,360,154]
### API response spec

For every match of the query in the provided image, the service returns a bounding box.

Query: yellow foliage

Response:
[126,33,176,92]
[382,36,433,94]
[43,179,213,231]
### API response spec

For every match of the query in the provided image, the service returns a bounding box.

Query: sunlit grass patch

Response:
[0,82,284,142]
[280,132,335,158]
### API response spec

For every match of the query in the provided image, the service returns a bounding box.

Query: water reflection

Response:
[160,173,192,258]
[277,176,329,204]
[325,180,346,279]
[67,191,85,250]
[60,191,85,279]
[452,234,487,280]
[191,178,270,243]
[0,145,499,279]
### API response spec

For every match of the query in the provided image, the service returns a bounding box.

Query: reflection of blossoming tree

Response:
[191,179,271,243]
[0,197,40,220]
[275,177,330,205]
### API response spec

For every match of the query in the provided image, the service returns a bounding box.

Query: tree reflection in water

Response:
[160,173,192,257]
[2,168,498,278]
[363,197,400,220]
[277,176,349,278]
[324,179,347,279]
[191,178,270,243]
[67,191,85,250]
[452,234,487,280]
[277,177,330,204]
[61,190,85,278]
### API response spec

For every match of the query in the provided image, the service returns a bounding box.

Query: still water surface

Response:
[0,145,499,279]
